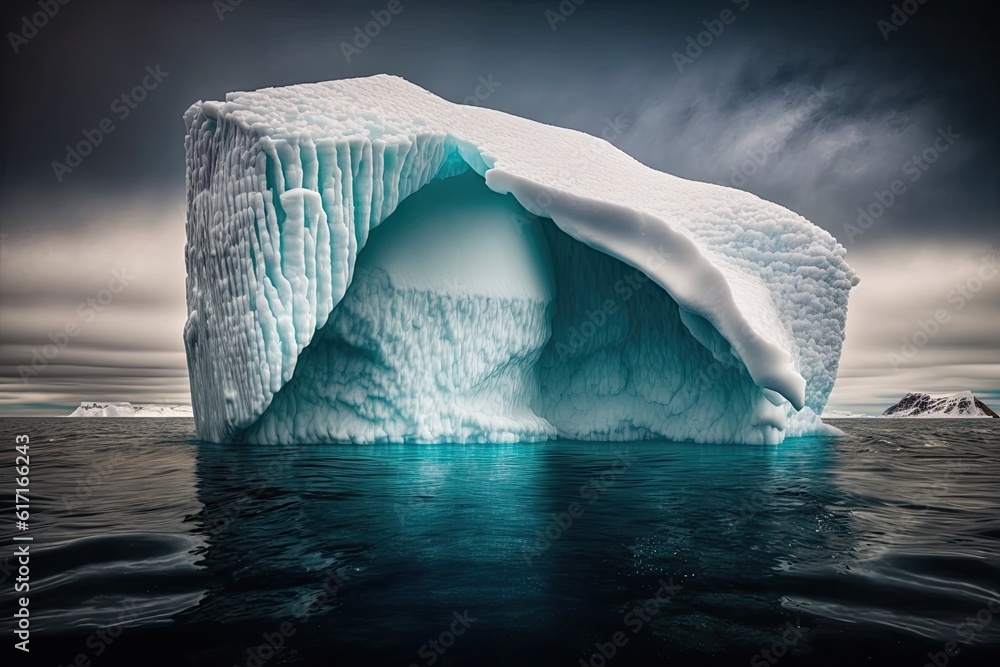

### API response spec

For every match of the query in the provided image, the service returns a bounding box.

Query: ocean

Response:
[1,418,998,666]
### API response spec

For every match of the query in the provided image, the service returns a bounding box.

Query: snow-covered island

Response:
[182,75,858,445]
[820,410,874,419]
[68,402,194,418]
[881,391,999,418]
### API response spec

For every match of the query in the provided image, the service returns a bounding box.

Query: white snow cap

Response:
[183,74,858,445]
[68,402,193,418]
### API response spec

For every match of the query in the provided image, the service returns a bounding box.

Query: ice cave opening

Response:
[241,170,785,445]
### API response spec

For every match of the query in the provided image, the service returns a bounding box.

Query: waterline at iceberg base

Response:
[182,75,858,445]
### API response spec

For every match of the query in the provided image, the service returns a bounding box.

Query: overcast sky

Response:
[0,0,997,415]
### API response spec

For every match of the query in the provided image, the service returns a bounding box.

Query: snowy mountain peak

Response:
[881,392,999,418]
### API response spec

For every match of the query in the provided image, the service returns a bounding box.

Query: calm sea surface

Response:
[1,418,998,666]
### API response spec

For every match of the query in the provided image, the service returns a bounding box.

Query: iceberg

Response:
[68,402,194,418]
[182,75,858,445]
[821,410,873,419]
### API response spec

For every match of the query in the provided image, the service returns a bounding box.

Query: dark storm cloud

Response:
[2,0,997,215]
[1,0,997,412]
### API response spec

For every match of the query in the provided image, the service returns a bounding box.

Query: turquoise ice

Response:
[182,75,858,444]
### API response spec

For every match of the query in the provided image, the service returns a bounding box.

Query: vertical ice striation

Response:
[183,75,858,445]
[243,173,557,444]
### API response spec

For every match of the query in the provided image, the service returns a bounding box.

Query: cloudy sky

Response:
[0,0,997,415]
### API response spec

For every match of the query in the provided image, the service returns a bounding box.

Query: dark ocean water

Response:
[1,418,999,667]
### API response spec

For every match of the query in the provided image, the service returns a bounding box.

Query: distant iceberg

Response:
[69,402,194,418]
[882,392,999,418]
[821,410,873,419]
[182,75,858,445]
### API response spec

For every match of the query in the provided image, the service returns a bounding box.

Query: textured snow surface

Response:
[183,74,857,444]
[882,391,998,418]
[68,402,194,418]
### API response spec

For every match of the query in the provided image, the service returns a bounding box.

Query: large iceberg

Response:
[182,75,858,445]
